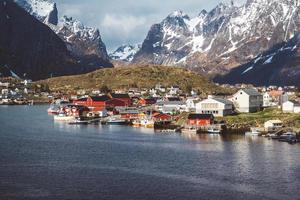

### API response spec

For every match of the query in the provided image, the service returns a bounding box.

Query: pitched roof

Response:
[188,114,214,120]
[211,98,233,105]
[240,88,261,96]
[90,95,111,102]
[111,93,130,99]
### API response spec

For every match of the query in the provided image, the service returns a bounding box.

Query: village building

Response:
[110,93,132,105]
[282,100,300,113]
[185,97,200,112]
[264,120,283,132]
[138,98,157,106]
[230,88,263,113]
[187,114,214,126]
[73,95,110,108]
[196,96,233,117]
[152,113,172,122]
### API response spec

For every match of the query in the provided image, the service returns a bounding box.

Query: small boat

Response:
[132,120,141,127]
[245,130,260,136]
[106,117,128,125]
[140,118,154,128]
[54,112,75,121]
[207,128,221,134]
[181,127,197,134]
[278,132,297,143]
[47,105,59,115]
[69,118,89,125]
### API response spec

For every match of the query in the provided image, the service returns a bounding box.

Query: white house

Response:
[264,120,283,132]
[230,88,263,113]
[282,101,300,113]
[263,92,272,107]
[156,101,186,114]
[196,97,233,117]
[185,97,200,112]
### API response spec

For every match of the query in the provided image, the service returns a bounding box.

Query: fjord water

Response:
[0,106,299,200]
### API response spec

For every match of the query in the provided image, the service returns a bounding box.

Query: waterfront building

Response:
[282,100,300,113]
[230,88,263,113]
[196,96,233,117]
[264,120,283,132]
[187,114,214,126]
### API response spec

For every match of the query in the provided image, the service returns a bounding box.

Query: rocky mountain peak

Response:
[109,44,141,62]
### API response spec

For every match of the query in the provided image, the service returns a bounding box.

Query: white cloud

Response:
[101,14,147,37]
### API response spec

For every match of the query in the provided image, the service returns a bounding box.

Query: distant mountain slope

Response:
[39,65,228,95]
[109,44,141,62]
[214,33,300,86]
[133,0,300,76]
[0,1,110,80]
[15,0,112,69]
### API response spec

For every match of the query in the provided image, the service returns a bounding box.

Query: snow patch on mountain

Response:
[15,0,58,25]
[110,44,141,62]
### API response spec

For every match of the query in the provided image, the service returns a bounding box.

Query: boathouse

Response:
[187,114,214,126]
[73,95,110,108]
[110,93,132,105]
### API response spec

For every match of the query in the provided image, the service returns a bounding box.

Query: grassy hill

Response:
[39,65,232,95]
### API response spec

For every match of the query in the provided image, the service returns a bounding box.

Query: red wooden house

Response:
[152,113,172,122]
[73,95,110,108]
[139,98,157,106]
[187,114,214,126]
[110,93,132,105]
[106,98,128,108]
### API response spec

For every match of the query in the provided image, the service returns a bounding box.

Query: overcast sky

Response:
[55,0,246,52]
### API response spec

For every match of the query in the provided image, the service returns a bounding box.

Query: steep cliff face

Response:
[214,33,300,86]
[133,0,300,77]
[0,1,110,80]
[15,0,112,70]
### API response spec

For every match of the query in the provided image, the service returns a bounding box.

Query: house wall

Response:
[282,102,294,113]
[294,106,300,113]
[232,90,262,113]
[196,99,233,117]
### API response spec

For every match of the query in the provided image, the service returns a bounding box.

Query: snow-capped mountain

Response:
[215,33,300,86]
[109,44,141,62]
[14,0,58,25]
[1,0,90,80]
[133,0,300,76]
[15,0,112,68]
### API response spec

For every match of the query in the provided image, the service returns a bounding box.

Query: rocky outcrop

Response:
[0,1,111,80]
[15,0,112,71]
[214,33,300,86]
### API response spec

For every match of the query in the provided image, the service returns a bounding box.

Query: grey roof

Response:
[240,88,261,96]
[212,98,233,105]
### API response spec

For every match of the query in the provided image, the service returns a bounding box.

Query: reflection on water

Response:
[0,105,300,200]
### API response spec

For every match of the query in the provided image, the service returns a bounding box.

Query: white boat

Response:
[245,130,260,136]
[181,127,197,134]
[207,128,221,134]
[54,112,75,121]
[140,118,154,128]
[106,116,128,125]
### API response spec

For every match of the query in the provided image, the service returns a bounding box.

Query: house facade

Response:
[231,88,263,113]
[187,114,214,126]
[282,101,300,113]
[195,97,233,117]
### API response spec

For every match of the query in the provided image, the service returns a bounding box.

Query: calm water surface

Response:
[0,105,299,200]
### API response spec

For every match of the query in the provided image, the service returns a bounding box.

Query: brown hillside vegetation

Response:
[39,65,231,95]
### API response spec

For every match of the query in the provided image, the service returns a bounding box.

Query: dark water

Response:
[0,106,299,200]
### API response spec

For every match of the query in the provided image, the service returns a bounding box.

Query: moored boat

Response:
[106,116,128,125]
[181,127,197,134]
[207,128,221,134]
[54,112,75,121]
[69,117,89,125]
[140,118,154,128]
